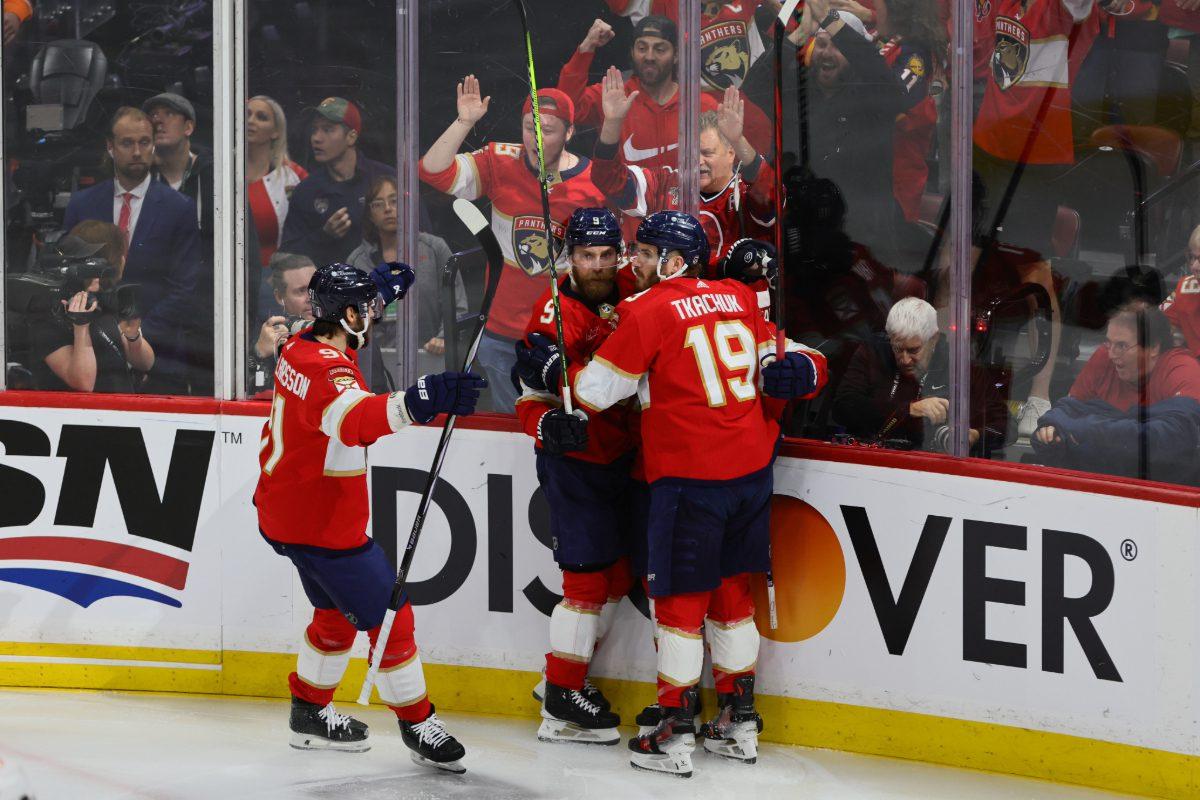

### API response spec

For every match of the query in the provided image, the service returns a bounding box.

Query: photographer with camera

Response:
[31,225,154,394]
[250,252,316,392]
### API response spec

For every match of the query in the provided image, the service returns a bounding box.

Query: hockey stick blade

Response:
[357,203,504,706]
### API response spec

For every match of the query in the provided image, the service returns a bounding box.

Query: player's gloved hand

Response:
[404,370,489,424]
[722,238,777,287]
[514,332,562,392]
[537,408,589,455]
[369,261,416,305]
[761,351,817,398]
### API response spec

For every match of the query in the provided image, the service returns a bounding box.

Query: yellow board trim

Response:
[0,642,1196,799]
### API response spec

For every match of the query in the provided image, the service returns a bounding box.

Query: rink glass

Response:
[0,0,1195,488]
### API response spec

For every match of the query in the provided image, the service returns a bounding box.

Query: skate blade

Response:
[629,751,693,778]
[408,750,466,774]
[288,732,370,753]
[537,718,620,745]
[702,736,758,764]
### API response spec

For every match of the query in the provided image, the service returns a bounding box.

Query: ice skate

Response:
[538,682,621,745]
[399,707,466,774]
[635,692,701,749]
[700,675,762,764]
[288,697,370,752]
[532,668,611,712]
[629,689,697,777]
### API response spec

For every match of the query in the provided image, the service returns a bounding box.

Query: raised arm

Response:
[420,75,491,176]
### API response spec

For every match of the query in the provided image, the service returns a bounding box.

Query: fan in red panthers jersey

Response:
[592,68,777,268]
[419,76,623,414]
[556,15,772,171]
[254,263,486,772]
[1161,225,1200,359]
[519,212,828,777]
[511,207,639,746]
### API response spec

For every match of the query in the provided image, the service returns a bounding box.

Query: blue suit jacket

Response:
[63,179,203,373]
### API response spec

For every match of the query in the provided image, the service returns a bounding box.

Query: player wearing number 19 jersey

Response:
[568,212,827,777]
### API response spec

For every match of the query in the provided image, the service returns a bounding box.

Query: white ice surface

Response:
[0,689,1132,800]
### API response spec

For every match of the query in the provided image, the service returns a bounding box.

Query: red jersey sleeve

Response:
[574,297,659,413]
[556,49,604,128]
[418,146,494,200]
[1068,347,1108,401]
[303,362,394,447]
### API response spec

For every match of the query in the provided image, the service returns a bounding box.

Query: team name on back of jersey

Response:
[274,356,311,399]
[669,292,745,320]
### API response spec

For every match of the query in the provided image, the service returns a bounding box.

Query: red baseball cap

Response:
[312,97,363,134]
[521,89,574,127]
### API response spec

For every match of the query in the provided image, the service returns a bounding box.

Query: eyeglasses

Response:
[368,197,399,212]
[1187,253,1200,264]
[1106,340,1137,356]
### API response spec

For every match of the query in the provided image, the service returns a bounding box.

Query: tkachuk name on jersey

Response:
[670,292,746,320]
[274,356,311,399]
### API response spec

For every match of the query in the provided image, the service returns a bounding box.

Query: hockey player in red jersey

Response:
[419,76,617,414]
[513,207,636,745]
[517,212,828,776]
[254,263,487,772]
[593,67,777,268]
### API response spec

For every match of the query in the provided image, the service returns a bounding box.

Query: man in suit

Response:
[64,106,203,394]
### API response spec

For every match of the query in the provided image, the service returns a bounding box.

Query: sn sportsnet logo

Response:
[992,16,1030,91]
[701,20,750,89]
[511,216,564,277]
[0,420,215,608]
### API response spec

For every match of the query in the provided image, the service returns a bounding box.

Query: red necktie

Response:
[117,191,133,243]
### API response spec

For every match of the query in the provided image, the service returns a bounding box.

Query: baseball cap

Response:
[311,97,363,135]
[142,92,195,122]
[51,235,105,259]
[633,14,677,47]
[521,89,575,127]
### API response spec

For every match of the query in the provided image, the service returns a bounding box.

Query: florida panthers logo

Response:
[991,16,1029,91]
[701,21,750,90]
[975,0,991,21]
[512,215,563,277]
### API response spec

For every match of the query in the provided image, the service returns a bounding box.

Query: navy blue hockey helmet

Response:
[636,211,710,278]
[308,263,383,323]
[565,207,623,253]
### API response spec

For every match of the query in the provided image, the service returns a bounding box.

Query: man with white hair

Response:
[832,297,1009,453]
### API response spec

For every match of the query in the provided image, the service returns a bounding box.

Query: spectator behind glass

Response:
[253,252,316,362]
[31,228,155,393]
[788,1,914,258]
[1033,303,1200,484]
[144,93,214,244]
[832,297,1009,454]
[345,175,467,363]
[1160,224,1200,358]
[63,106,202,395]
[247,95,308,268]
[3,0,30,44]
[280,97,394,267]
[420,79,611,414]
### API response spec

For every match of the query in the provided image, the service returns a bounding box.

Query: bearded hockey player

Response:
[514,207,636,746]
[518,212,828,777]
[253,262,487,773]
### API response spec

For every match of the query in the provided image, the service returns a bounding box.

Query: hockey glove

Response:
[370,261,416,305]
[537,408,589,455]
[761,352,817,399]
[722,238,777,287]
[514,332,563,392]
[404,370,489,423]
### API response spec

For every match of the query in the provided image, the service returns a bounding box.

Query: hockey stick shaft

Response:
[514,0,574,414]
[358,200,503,705]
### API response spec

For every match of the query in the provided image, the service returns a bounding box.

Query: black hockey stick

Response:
[513,0,575,414]
[357,198,503,705]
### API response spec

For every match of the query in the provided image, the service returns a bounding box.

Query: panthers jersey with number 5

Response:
[254,331,394,550]
[573,277,827,483]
